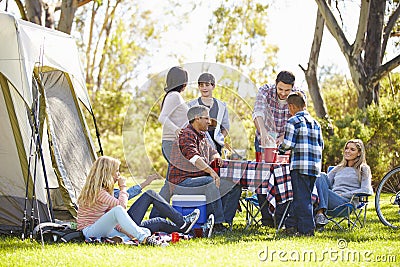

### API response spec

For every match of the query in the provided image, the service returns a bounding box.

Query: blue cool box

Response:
[171,195,207,229]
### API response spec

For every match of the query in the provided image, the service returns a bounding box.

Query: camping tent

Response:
[0,12,98,235]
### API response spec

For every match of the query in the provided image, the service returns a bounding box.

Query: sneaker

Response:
[294,231,315,237]
[202,214,214,238]
[142,235,162,246]
[315,213,329,226]
[108,236,123,244]
[213,223,228,234]
[277,226,297,237]
[261,219,275,228]
[181,208,200,234]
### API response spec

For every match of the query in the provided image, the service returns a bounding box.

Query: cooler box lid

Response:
[171,195,206,202]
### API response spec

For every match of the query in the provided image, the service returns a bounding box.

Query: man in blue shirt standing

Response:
[278,91,324,236]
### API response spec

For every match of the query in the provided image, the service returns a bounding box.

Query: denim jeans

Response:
[254,136,261,152]
[172,176,225,224]
[315,173,348,216]
[149,181,171,219]
[127,189,185,233]
[82,206,150,243]
[256,194,287,226]
[152,178,240,224]
[161,140,174,163]
[284,170,316,234]
[149,140,173,218]
[219,178,242,224]
[114,185,141,200]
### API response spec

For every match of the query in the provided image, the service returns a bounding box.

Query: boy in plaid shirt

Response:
[278,92,324,236]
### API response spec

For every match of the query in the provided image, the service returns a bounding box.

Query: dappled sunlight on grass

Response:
[1,190,400,266]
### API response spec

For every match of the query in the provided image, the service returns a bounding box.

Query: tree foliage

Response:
[72,1,165,174]
[206,0,278,84]
[15,0,400,183]
[319,72,400,183]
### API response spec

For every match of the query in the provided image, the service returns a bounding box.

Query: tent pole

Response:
[34,38,55,225]
[22,129,35,241]
[30,93,55,224]
[29,142,39,240]
[91,111,103,156]
[34,123,55,223]
[25,78,56,234]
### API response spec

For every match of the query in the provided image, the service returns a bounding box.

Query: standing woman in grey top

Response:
[314,139,374,226]
[150,66,189,218]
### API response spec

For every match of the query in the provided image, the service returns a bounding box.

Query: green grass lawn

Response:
[1,179,400,267]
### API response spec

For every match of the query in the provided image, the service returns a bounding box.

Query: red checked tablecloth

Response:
[218,160,317,213]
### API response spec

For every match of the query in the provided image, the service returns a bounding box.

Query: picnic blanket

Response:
[84,232,193,245]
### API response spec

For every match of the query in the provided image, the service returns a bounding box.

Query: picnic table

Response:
[217,160,292,213]
[217,160,318,214]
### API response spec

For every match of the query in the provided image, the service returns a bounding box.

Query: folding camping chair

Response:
[325,193,371,230]
[240,192,267,229]
[241,190,292,230]
[323,166,371,230]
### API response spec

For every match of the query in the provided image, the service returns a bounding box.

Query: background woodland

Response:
[6,0,400,185]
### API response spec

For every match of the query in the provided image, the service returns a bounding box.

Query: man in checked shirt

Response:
[168,105,241,234]
[252,70,304,227]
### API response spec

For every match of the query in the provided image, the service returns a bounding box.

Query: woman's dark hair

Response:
[161,66,188,108]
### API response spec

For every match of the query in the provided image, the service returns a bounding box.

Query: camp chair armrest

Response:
[354,193,372,197]
[353,193,371,203]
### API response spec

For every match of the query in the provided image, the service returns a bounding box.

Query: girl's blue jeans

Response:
[82,205,150,243]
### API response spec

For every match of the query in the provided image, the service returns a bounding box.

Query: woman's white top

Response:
[158,91,189,141]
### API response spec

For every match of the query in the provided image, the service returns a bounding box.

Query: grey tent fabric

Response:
[42,70,95,213]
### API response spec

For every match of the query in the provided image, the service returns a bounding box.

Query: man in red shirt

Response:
[169,105,238,233]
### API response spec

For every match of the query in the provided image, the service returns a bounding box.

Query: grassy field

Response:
[1,179,400,267]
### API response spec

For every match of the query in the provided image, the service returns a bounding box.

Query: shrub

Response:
[321,73,400,185]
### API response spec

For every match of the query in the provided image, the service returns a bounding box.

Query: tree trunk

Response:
[25,0,44,25]
[58,0,79,34]
[347,55,368,109]
[301,3,334,135]
[44,2,56,29]
[315,0,369,109]
[315,0,400,110]
[363,0,386,106]
[23,0,92,34]
[302,6,329,120]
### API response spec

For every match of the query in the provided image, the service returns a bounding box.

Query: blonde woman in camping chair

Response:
[314,139,374,226]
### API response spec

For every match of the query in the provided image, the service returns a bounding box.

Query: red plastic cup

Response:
[255,151,262,162]
[210,159,220,174]
[263,147,277,163]
[171,232,180,243]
